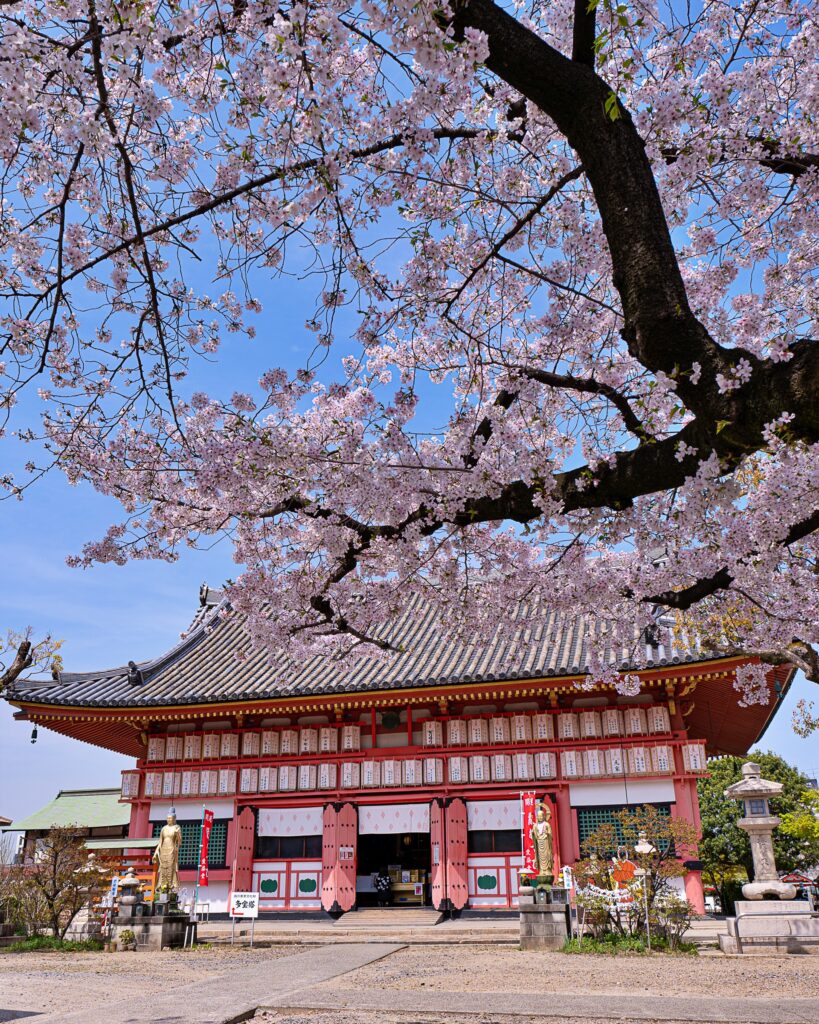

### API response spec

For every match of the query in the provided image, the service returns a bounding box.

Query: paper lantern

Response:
[381,760,399,786]
[491,754,512,781]
[220,733,239,759]
[299,728,318,755]
[319,727,338,753]
[623,708,647,736]
[278,765,298,791]
[682,744,707,772]
[298,764,317,790]
[165,736,183,761]
[121,772,140,798]
[422,720,443,747]
[423,758,444,784]
[341,762,361,788]
[513,753,534,781]
[199,769,218,796]
[218,768,237,794]
[318,763,338,789]
[279,730,298,755]
[579,711,602,740]
[183,734,202,761]
[341,725,361,752]
[469,755,490,782]
[361,760,381,788]
[647,705,671,734]
[489,717,511,744]
[560,750,581,778]
[583,749,603,776]
[558,713,580,740]
[448,757,469,783]
[240,767,259,793]
[447,720,468,745]
[468,719,489,746]
[242,732,261,757]
[202,733,220,759]
[181,770,200,797]
[147,737,165,762]
[403,759,422,786]
[602,709,623,737]
[511,716,533,743]
[533,714,554,741]
[534,751,557,780]
[651,746,674,774]
[627,747,650,774]
[605,748,625,776]
[260,731,280,756]
[259,766,278,793]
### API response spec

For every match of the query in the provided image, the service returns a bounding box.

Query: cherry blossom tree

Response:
[0,1,817,714]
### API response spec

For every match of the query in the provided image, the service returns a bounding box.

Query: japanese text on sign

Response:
[229,891,259,918]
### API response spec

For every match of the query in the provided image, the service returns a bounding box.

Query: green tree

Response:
[780,791,819,847]
[697,752,819,910]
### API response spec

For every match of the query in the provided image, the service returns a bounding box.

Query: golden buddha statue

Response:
[153,809,182,892]
[531,802,554,880]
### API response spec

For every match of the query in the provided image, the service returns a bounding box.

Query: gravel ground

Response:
[255,1013,724,1024]
[316,944,819,998]
[0,944,301,1016]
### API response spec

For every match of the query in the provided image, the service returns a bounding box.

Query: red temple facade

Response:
[7,587,792,917]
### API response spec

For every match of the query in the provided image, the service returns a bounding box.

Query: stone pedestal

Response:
[519,890,570,950]
[113,908,192,950]
[719,900,819,955]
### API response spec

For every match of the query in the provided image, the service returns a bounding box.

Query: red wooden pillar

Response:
[128,801,151,839]
[671,776,706,914]
[444,797,469,910]
[430,798,446,910]
[231,807,255,893]
[555,786,578,863]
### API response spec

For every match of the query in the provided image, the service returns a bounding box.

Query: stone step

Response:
[334,908,444,927]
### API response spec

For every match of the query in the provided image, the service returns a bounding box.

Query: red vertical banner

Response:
[198,809,214,887]
[521,791,537,873]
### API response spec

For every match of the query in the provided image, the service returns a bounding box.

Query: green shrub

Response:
[562,933,697,955]
[0,936,104,954]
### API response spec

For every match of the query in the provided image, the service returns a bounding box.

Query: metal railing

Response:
[733,908,819,954]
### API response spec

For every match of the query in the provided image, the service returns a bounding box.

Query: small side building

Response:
[3,788,130,864]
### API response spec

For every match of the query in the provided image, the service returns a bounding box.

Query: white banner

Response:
[467,799,519,831]
[358,802,430,834]
[257,806,324,837]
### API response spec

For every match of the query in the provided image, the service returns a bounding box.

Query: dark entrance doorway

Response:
[356,831,431,906]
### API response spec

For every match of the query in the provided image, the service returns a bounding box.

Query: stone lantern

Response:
[724,762,797,901]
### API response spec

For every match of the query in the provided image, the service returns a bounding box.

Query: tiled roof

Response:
[8,590,709,711]
[3,789,130,833]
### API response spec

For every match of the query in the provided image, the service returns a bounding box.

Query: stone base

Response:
[742,880,798,900]
[113,912,192,951]
[719,900,819,955]
[519,899,569,951]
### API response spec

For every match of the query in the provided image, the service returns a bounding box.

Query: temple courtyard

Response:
[2,942,819,1024]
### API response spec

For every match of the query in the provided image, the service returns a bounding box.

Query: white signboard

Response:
[229,891,259,918]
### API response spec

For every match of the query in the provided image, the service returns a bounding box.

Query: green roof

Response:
[3,788,130,833]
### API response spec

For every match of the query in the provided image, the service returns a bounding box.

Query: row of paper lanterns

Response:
[128,741,706,799]
[144,705,674,765]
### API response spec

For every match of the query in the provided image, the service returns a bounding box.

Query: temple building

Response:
[6,587,792,916]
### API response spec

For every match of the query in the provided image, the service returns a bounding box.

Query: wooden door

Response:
[336,803,358,912]
[232,807,255,893]
[430,798,446,910]
[321,803,339,912]
[445,797,469,910]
